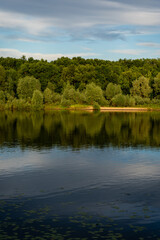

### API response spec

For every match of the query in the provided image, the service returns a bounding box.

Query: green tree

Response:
[0,65,6,91]
[62,82,78,104]
[17,76,41,101]
[85,82,105,105]
[111,94,135,107]
[44,88,53,104]
[130,76,152,98]
[0,90,5,104]
[106,83,122,100]
[31,90,43,110]
[153,73,160,98]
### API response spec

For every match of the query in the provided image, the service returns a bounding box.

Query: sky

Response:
[0,0,160,61]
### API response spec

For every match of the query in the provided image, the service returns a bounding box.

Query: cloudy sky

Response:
[0,0,160,61]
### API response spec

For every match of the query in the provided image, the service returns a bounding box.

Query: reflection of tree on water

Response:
[0,111,160,149]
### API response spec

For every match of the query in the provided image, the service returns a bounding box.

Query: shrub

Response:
[126,95,135,107]
[53,93,62,104]
[106,83,122,100]
[111,94,135,107]
[6,93,14,102]
[62,82,79,104]
[0,90,5,104]
[85,82,104,105]
[93,102,100,110]
[31,90,43,110]
[44,88,53,104]
[130,76,152,98]
[111,94,126,107]
[61,98,72,107]
[75,90,87,104]
[134,95,144,105]
[134,96,150,105]
[151,98,160,105]
[17,76,41,100]
[143,98,150,105]
[12,98,31,110]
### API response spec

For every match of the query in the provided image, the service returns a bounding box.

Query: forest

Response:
[0,56,160,109]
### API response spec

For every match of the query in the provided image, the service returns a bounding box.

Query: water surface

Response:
[1,111,160,239]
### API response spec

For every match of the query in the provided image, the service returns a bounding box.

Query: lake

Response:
[1,110,160,239]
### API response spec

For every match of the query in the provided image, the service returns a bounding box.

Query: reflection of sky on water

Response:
[1,146,160,224]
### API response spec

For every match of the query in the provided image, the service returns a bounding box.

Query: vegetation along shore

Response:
[1,56,160,111]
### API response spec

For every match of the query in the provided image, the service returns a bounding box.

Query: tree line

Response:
[0,56,160,109]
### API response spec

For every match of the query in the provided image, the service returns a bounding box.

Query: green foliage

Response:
[106,83,122,100]
[0,90,5,103]
[0,65,6,91]
[17,76,41,100]
[44,88,53,104]
[31,90,43,110]
[93,102,100,110]
[47,82,55,92]
[6,93,14,101]
[1,56,160,109]
[127,95,136,107]
[134,95,150,105]
[153,73,160,98]
[130,76,152,98]
[111,94,135,107]
[151,98,160,105]
[62,82,80,104]
[85,82,105,105]
[52,93,61,104]
[61,98,72,107]
[5,69,18,96]
[119,69,141,95]
[12,98,31,110]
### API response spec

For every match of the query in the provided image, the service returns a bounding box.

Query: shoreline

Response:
[44,105,160,112]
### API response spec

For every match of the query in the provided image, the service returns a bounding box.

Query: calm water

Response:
[1,111,160,239]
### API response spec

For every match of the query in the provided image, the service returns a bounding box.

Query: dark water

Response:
[1,111,160,239]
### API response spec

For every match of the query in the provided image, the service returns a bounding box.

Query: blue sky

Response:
[0,0,160,61]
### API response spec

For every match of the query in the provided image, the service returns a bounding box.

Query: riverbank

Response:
[44,104,160,112]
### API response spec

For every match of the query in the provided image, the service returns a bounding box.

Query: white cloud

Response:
[0,48,99,61]
[109,49,147,55]
[137,42,160,48]
[0,10,52,36]
[0,0,160,38]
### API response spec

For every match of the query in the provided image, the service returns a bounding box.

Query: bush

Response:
[111,94,126,107]
[126,95,135,107]
[44,88,53,104]
[61,98,72,107]
[6,93,14,102]
[106,83,122,100]
[31,90,43,110]
[111,94,135,107]
[53,93,61,104]
[133,95,144,105]
[151,98,160,105]
[93,102,100,110]
[12,98,31,110]
[62,82,82,104]
[130,76,152,98]
[134,96,150,105]
[100,98,109,107]
[17,76,41,100]
[143,98,150,105]
[85,82,104,105]
[0,90,5,103]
